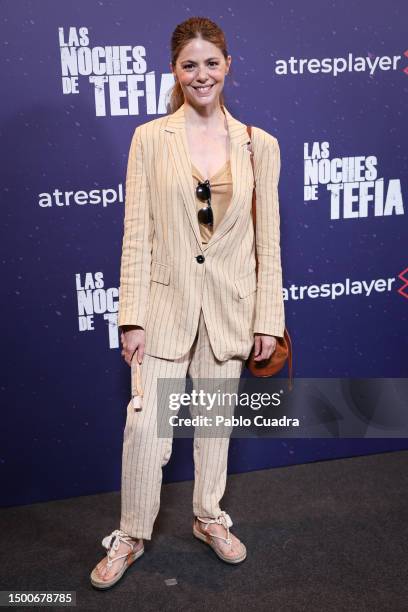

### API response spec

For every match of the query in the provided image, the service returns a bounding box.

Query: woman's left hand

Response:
[253,334,277,361]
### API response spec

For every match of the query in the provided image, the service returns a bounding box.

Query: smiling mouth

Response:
[192,84,215,93]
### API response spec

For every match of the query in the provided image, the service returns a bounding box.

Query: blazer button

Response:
[196,255,205,264]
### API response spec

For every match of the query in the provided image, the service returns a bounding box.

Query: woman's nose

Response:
[197,66,209,81]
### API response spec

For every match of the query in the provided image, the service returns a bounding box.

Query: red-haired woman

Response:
[90,15,284,589]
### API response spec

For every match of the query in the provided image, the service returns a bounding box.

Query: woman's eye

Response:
[182,61,219,70]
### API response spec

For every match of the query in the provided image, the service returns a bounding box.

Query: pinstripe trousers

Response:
[120,308,244,540]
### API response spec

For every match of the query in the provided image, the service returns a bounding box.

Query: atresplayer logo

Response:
[274,49,408,77]
[398,267,408,299]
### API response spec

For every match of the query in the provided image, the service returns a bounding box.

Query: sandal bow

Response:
[101,529,135,568]
[196,511,234,545]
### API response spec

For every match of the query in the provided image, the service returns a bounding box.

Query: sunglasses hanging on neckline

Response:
[196,179,214,226]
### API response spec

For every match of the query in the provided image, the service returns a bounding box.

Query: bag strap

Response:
[246,125,258,276]
[246,125,293,387]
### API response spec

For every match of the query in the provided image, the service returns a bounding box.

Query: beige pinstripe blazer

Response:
[118,103,285,361]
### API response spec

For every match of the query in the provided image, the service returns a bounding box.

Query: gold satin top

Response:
[192,160,233,246]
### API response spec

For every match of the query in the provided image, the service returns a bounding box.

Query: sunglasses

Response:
[196,179,214,226]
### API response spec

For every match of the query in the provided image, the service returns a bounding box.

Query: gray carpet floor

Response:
[2,450,408,611]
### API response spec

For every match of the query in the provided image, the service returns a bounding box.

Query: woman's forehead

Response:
[177,38,224,61]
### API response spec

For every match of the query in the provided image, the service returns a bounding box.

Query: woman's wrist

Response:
[120,325,144,332]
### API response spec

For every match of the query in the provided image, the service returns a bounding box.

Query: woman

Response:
[90,16,285,589]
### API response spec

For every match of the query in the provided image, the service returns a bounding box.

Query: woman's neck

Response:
[183,100,226,130]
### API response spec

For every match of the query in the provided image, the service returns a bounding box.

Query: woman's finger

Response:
[137,343,145,364]
[253,337,276,361]
[254,335,262,357]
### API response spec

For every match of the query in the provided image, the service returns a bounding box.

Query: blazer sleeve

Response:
[253,129,285,338]
[117,126,153,330]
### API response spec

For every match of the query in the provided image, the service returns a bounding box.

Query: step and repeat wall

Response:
[2,1,407,505]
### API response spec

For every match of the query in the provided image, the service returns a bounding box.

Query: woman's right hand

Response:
[120,326,146,366]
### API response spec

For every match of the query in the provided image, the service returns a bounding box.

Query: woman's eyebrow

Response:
[181,57,220,63]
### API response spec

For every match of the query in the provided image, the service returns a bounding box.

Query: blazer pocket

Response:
[235,271,257,298]
[151,261,170,285]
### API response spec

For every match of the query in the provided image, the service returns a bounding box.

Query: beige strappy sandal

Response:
[90,529,144,589]
[193,511,247,564]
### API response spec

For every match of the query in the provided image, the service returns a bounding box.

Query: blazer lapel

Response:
[164,103,251,251]
[165,105,203,250]
[208,105,252,249]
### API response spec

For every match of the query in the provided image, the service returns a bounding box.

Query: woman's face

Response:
[172,37,231,108]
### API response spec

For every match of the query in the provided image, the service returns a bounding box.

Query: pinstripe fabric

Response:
[117,103,285,362]
[120,310,243,540]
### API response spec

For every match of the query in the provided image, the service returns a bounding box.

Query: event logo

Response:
[76,272,119,347]
[304,142,404,219]
[283,275,396,301]
[58,27,174,117]
[397,267,408,299]
[275,51,405,77]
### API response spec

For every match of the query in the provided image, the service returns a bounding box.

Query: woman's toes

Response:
[94,562,104,578]
[221,534,244,558]
[95,560,105,575]
[95,558,115,580]
[225,543,240,557]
